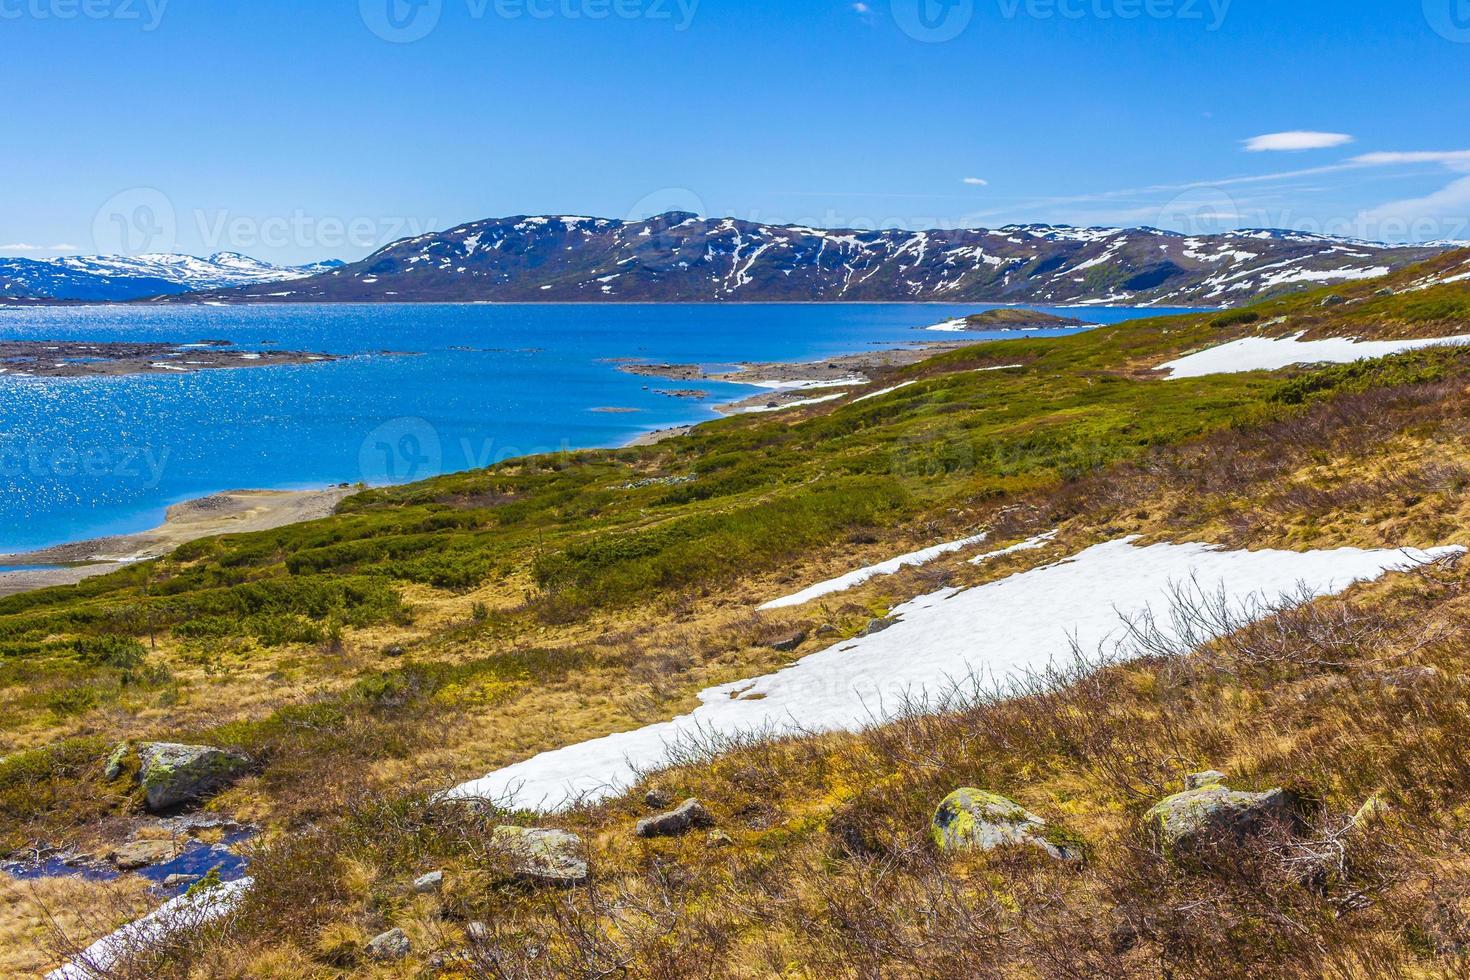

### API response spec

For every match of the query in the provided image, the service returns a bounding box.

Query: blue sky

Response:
[3,0,1468,262]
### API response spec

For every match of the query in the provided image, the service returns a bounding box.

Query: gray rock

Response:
[1185,770,1228,791]
[636,799,714,839]
[108,838,179,870]
[644,788,672,810]
[1146,780,1299,854]
[136,743,250,812]
[103,741,131,781]
[366,927,411,961]
[490,826,589,886]
[706,829,734,849]
[769,631,808,653]
[412,870,444,893]
[162,873,197,888]
[859,617,897,637]
[1320,293,1346,307]
[931,788,1080,863]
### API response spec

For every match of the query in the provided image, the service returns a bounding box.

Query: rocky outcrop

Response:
[490,827,589,886]
[636,799,714,839]
[135,742,250,812]
[931,788,1081,863]
[1145,772,1300,854]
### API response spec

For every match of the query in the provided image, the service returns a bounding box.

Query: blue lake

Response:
[0,303,1190,553]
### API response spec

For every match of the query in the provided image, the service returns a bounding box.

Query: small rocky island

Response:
[0,340,337,378]
[929,308,1093,331]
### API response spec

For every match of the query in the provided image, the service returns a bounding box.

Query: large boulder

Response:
[636,799,713,839]
[1145,775,1299,855]
[931,788,1081,863]
[136,742,250,812]
[490,826,589,886]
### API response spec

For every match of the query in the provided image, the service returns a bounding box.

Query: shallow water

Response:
[1,830,252,897]
[0,303,1189,552]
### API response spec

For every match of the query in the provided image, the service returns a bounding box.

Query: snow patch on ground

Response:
[1158,332,1470,379]
[47,878,252,980]
[759,531,991,610]
[447,539,1460,811]
[853,380,920,403]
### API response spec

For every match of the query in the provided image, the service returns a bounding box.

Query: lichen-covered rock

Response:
[103,741,131,781]
[136,742,250,812]
[1185,770,1227,791]
[490,826,589,886]
[931,788,1080,863]
[366,927,410,961]
[1145,780,1299,854]
[636,798,714,838]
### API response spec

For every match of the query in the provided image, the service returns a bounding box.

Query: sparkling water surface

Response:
[0,303,1189,553]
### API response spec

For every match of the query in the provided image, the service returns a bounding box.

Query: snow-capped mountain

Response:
[0,252,344,302]
[176,214,1450,307]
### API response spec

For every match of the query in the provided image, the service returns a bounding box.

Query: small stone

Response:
[636,799,714,839]
[490,826,589,886]
[366,927,411,962]
[644,789,673,810]
[1320,293,1346,307]
[931,788,1080,863]
[382,644,406,658]
[103,742,131,781]
[859,617,896,637]
[162,873,196,888]
[412,870,444,893]
[706,829,734,849]
[1185,770,1228,791]
[108,839,179,871]
[769,631,807,653]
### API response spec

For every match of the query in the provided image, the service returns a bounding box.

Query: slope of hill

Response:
[176,212,1448,307]
[0,253,343,302]
[10,251,1470,978]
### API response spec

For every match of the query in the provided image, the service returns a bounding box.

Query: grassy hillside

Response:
[6,250,1470,977]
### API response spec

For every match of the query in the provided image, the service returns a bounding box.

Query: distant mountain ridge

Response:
[0,252,344,302]
[173,213,1450,307]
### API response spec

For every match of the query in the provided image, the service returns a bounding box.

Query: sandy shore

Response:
[0,487,357,597]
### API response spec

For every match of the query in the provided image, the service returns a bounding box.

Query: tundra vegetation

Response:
[5,250,1470,977]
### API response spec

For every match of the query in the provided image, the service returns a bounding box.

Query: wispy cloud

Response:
[1357,175,1470,227]
[851,2,871,14]
[0,242,78,253]
[962,177,988,186]
[1244,131,1354,152]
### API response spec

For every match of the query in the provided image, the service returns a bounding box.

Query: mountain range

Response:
[0,252,343,302]
[173,213,1451,307]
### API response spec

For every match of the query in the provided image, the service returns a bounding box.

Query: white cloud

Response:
[1351,150,1470,173]
[1357,175,1470,225]
[1244,131,1354,152]
[851,2,871,12]
[0,242,78,253]
[962,177,988,186]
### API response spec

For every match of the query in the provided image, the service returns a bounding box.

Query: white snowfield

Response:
[1159,332,1470,379]
[758,532,991,610]
[447,539,1462,812]
[46,877,252,980]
